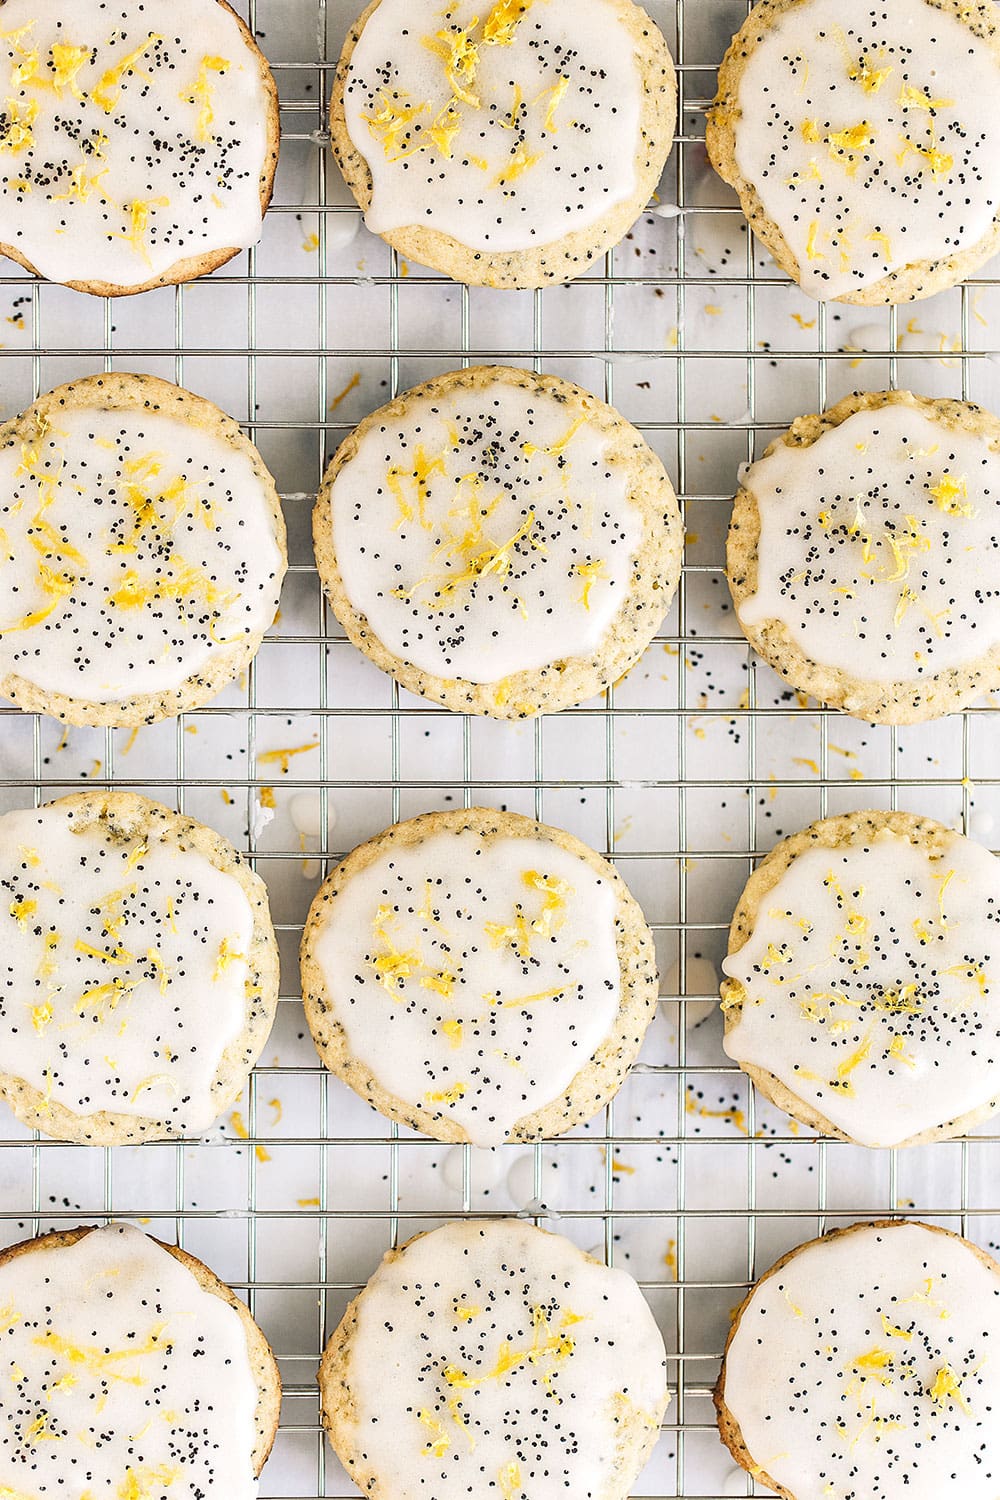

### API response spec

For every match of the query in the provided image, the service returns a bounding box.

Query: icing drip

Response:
[328,379,642,688]
[729,0,1000,297]
[0,1224,259,1498]
[722,826,1000,1147]
[310,826,620,1146]
[0,403,283,705]
[723,1223,1000,1500]
[341,1221,667,1499]
[342,0,643,252]
[0,802,256,1130]
[737,403,1000,684]
[0,0,272,288]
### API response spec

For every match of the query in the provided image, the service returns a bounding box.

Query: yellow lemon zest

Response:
[928,1363,971,1414]
[182,54,230,144]
[573,558,607,610]
[417,1409,449,1458]
[426,1083,466,1104]
[91,35,162,113]
[422,22,482,109]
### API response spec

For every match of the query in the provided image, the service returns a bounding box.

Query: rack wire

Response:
[1,0,1000,1495]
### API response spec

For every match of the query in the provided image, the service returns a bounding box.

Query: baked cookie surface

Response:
[300,806,658,1146]
[721,810,1000,1148]
[727,390,1000,723]
[0,791,279,1143]
[0,1222,280,1495]
[314,366,681,717]
[330,0,676,288]
[707,0,1000,304]
[716,1219,1000,1500]
[320,1218,668,1500]
[0,372,286,726]
[0,0,280,295]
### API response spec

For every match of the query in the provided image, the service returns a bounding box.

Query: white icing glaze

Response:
[328,378,643,688]
[723,1222,1000,1500]
[0,0,272,288]
[342,0,645,253]
[341,1220,667,1500]
[0,801,256,1131]
[0,1223,260,1498]
[731,0,1000,298]
[310,825,621,1147]
[722,825,1000,1147]
[0,402,284,704]
[737,402,1000,685]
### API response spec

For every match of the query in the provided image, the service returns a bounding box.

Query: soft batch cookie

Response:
[314,366,682,717]
[321,1219,668,1500]
[716,1220,1000,1500]
[727,390,1000,723]
[300,806,658,1146]
[0,372,286,727]
[707,0,1000,304]
[330,0,676,288]
[721,810,1000,1149]
[0,792,279,1144]
[0,1222,280,1497]
[0,0,280,296]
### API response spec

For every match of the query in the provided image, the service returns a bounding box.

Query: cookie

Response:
[726,389,1000,724]
[721,809,1000,1148]
[716,1219,1000,1500]
[0,1221,280,1495]
[0,372,287,727]
[0,0,280,296]
[329,0,676,288]
[706,0,1000,304]
[300,806,658,1146]
[0,791,279,1144]
[313,366,682,717]
[320,1219,668,1500]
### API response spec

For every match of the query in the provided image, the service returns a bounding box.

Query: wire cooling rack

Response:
[2,1,1000,1496]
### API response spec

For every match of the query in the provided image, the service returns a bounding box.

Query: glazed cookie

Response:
[330,0,676,288]
[707,0,1000,304]
[300,806,658,1146]
[716,1219,1000,1500]
[314,366,681,717]
[320,1219,668,1500]
[0,372,286,727]
[0,0,280,296]
[0,791,279,1144]
[0,1222,280,1496]
[721,810,1000,1149]
[727,390,1000,723]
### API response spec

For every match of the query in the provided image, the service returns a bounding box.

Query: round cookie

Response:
[727,390,1000,724]
[330,0,676,289]
[314,366,682,717]
[0,372,287,727]
[721,809,1000,1149]
[706,0,1000,304]
[716,1219,1000,1500]
[0,0,280,296]
[0,791,279,1144]
[0,1221,280,1495]
[300,806,658,1146]
[320,1218,668,1500]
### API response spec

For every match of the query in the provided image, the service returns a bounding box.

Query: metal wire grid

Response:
[0,0,998,1495]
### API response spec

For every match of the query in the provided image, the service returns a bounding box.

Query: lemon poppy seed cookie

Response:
[0,0,280,296]
[301,807,658,1146]
[314,367,681,718]
[0,792,279,1144]
[727,390,1000,724]
[0,373,286,727]
[721,810,1000,1149]
[330,0,676,288]
[320,1219,668,1500]
[0,1222,280,1496]
[707,0,1000,304]
[716,1220,1000,1500]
